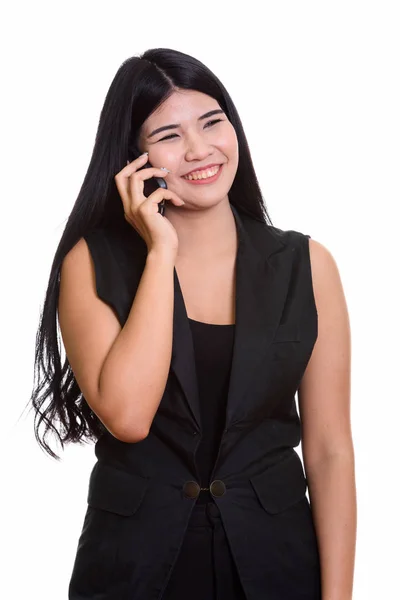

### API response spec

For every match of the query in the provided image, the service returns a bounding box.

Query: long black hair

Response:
[24,47,274,459]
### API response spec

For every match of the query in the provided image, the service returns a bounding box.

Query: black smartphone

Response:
[127,145,167,216]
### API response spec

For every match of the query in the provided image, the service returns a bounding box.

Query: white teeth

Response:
[183,165,220,180]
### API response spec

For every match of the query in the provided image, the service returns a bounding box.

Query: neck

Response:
[164,200,238,262]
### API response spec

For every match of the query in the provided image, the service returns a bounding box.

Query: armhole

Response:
[83,229,124,327]
[302,234,318,341]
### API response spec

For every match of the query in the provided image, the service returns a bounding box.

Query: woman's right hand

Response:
[114,152,185,259]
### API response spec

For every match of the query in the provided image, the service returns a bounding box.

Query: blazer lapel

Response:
[170,266,202,429]
[170,204,294,434]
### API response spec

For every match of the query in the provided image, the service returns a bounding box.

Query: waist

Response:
[188,500,223,527]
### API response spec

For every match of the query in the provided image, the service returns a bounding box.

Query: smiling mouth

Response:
[182,165,222,181]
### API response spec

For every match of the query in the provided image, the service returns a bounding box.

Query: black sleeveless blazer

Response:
[68,204,321,600]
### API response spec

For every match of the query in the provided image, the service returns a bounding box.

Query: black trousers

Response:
[162,499,247,600]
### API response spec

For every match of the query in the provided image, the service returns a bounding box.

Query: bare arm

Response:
[98,249,175,441]
[298,238,356,600]
[59,241,175,444]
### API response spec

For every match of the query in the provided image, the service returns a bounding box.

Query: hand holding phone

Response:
[137,158,167,216]
[114,152,185,258]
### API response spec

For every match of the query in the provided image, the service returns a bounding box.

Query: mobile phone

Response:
[127,145,167,216]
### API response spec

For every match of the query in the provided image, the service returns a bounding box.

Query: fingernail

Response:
[160,167,171,173]
[141,151,149,156]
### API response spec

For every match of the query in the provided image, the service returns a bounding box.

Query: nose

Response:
[184,130,214,162]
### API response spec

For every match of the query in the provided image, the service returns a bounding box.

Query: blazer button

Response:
[183,481,200,499]
[210,480,226,497]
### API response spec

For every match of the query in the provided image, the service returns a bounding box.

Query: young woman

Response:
[29,48,356,600]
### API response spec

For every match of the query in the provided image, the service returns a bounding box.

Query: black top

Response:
[188,317,235,505]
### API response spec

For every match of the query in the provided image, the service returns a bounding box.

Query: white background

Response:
[1,1,399,598]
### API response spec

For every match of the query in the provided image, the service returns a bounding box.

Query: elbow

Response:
[95,394,151,443]
[105,417,150,444]
[117,428,149,444]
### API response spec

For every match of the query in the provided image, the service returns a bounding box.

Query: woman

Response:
[29,48,356,599]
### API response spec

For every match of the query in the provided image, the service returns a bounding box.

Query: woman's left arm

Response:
[298,238,356,600]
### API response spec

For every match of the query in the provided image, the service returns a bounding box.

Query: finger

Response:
[129,168,170,209]
[134,167,171,182]
[116,156,158,209]
[117,153,149,179]
[147,188,185,207]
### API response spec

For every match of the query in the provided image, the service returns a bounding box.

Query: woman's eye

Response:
[159,133,179,141]
[204,118,223,128]
[158,119,223,142]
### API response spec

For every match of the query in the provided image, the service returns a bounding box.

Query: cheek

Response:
[217,127,238,161]
[148,147,180,171]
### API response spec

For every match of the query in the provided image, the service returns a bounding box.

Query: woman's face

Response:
[138,89,239,209]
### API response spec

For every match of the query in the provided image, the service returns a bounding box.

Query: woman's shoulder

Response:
[264,222,334,262]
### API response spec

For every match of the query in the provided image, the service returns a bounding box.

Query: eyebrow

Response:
[146,109,225,139]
